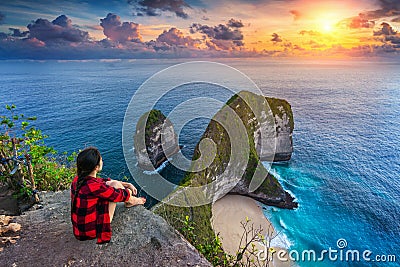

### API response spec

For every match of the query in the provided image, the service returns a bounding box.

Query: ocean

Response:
[1,58,399,266]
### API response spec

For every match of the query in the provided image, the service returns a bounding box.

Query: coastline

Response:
[211,194,290,267]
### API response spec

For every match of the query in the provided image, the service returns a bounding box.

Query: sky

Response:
[0,0,399,59]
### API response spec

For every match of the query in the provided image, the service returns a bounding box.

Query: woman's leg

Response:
[106,180,125,222]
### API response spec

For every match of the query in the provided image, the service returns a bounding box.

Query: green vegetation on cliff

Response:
[266,97,294,131]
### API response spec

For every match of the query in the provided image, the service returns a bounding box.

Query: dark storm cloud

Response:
[128,0,191,19]
[370,22,400,50]
[376,0,400,14]
[100,13,142,43]
[385,35,400,44]
[359,0,400,20]
[227,18,244,28]
[190,23,243,41]
[374,22,397,36]
[27,15,89,43]
[52,15,72,28]
[9,28,29,37]
[190,19,245,50]
[271,33,282,43]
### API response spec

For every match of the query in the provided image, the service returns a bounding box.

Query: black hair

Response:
[72,147,101,210]
[77,146,101,179]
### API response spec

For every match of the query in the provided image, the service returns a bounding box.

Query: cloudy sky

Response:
[0,0,399,59]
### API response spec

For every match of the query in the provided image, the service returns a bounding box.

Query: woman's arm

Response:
[118,181,138,196]
[90,180,131,202]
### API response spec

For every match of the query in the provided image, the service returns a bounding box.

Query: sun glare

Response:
[323,22,333,32]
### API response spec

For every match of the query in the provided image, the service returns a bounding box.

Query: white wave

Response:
[266,165,281,180]
[270,231,293,249]
[261,161,272,171]
[260,207,293,249]
[279,219,287,230]
[262,161,299,202]
[142,160,169,175]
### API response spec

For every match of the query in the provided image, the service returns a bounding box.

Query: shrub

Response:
[0,104,76,199]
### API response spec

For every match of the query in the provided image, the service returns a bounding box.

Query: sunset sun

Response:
[323,22,333,32]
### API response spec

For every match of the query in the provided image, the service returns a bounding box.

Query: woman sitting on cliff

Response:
[70,147,146,244]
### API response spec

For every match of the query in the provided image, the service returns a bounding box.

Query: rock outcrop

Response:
[153,91,297,259]
[178,90,297,208]
[0,191,211,267]
[257,97,294,161]
[134,109,180,171]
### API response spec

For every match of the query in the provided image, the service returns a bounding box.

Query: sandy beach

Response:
[211,194,290,267]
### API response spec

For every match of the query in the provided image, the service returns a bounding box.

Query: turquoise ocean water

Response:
[1,59,399,266]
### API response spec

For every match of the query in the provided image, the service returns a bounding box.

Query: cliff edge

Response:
[0,191,211,267]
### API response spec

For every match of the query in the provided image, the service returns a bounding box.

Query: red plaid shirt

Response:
[70,176,130,244]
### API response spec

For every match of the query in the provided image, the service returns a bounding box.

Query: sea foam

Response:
[142,160,169,175]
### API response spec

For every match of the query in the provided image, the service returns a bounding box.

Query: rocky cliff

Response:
[178,90,296,208]
[0,190,211,266]
[153,91,297,259]
[134,109,180,171]
[259,97,294,161]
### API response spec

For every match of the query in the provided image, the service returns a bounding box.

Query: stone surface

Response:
[0,185,19,216]
[0,190,211,267]
[258,97,294,161]
[134,109,180,171]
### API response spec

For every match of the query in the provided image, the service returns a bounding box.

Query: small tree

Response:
[0,104,76,201]
[234,218,279,267]
[178,213,280,267]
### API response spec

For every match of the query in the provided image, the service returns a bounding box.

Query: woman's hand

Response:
[121,182,137,196]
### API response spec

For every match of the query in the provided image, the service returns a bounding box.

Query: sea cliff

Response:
[261,97,294,161]
[134,109,180,171]
[178,90,297,208]
[153,90,297,256]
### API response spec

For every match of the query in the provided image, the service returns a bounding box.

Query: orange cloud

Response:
[290,10,301,21]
